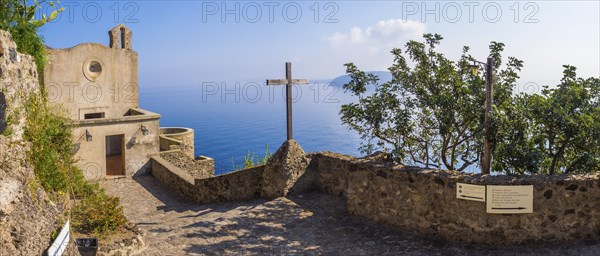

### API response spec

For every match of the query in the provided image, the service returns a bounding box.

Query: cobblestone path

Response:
[101,175,600,256]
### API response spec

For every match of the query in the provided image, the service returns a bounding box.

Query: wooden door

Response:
[105,135,125,176]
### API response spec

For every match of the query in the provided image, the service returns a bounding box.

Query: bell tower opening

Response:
[120,27,126,49]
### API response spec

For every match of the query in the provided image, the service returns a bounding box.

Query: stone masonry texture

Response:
[151,139,600,245]
[261,140,311,198]
[102,175,600,255]
[314,152,600,245]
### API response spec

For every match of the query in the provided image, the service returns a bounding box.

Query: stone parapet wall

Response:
[261,140,311,198]
[150,140,600,245]
[159,135,180,152]
[150,155,196,199]
[193,166,264,204]
[159,151,214,179]
[150,141,310,204]
[312,152,600,245]
[150,154,264,204]
[159,127,194,158]
[194,156,215,177]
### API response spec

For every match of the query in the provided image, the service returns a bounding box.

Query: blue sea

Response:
[140,81,363,175]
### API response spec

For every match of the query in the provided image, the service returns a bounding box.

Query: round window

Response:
[83,58,104,81]
[89,61,102,73]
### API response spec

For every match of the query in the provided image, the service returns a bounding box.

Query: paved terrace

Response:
[101,175,600,256]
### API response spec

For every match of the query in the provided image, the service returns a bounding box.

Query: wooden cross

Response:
[266,62,309,141]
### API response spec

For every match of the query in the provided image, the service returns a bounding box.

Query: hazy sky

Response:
[39,1,599,90]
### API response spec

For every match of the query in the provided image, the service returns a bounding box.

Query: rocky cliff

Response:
[0,29,61,255]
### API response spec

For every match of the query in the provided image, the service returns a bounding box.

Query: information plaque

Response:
[456,183,486,202]
[486,185,533,214]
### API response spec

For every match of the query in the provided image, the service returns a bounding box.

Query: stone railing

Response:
[150,140,310,204]
[159,135,182,152]
[193,166,265,203]
[159,127,194,158]
[312,152,600,245]
[150,154,265,204]
[150,154,196,199]
[158,151,214,179]
[150,140,600,245]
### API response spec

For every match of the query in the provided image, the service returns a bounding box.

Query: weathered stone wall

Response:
[150,141,312,204]
[313,152,600,245]
[151,153,264,203]
[44,30,139,120]
[150,137,600,245]
[159,151,214,179]
[151,154,196,200]
[261,140,311,198]
[159,135,180,151]
[193,166,264,204]
[0,92,6,134]
[0,30,62,255]
[194,156,215,177]
[159,127,195,158]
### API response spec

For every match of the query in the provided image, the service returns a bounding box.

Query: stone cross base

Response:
[261,140,311,198]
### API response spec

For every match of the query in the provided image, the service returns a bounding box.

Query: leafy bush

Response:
[494,66,600,174]
[72,188,127,237]
[24,95,82,194]
[24,95,127,235]
[24,95,129,237]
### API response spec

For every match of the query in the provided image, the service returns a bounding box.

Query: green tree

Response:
[492,94,542,174]
[494,66,600,174]
[341,34,522,171]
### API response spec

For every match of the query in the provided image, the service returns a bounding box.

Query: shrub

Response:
[24,95,83,194]
[24,96,128,236]
[234,144,272,170]
[493,66,600,174]
[71,188,127,237]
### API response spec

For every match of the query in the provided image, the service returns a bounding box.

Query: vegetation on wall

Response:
[2,0,127,237]
[25,90,127,236]
[71,184,128,237]
[0,0,63,82]
[341,33,600,175]
[233,144,272,170]
[24,95,84,193]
